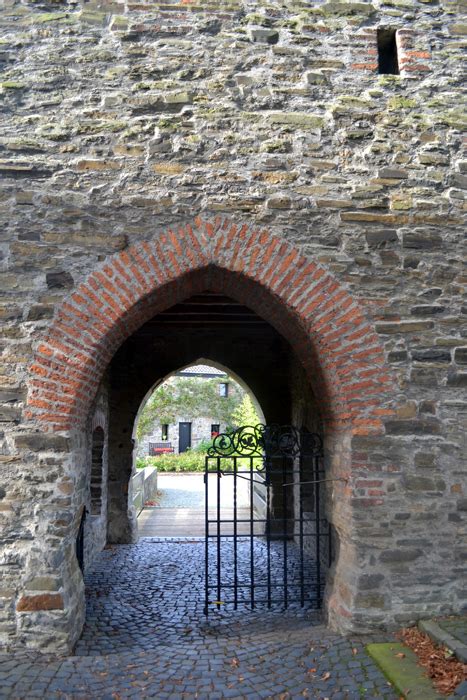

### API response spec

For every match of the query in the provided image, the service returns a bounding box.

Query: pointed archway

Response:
[27,217,393,434]
[21,217,397,651]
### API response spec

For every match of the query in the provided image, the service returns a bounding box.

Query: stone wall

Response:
[139,415,229,455]
[0,0,465,652]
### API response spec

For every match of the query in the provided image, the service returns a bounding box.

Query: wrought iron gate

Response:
[204,424,330,614]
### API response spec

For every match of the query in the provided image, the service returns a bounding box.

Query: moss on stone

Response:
[266,112,324,127]
[0,82,25,89]
[321,2,375,17]
[34,12,71,24]
[437,110,467,129]
[366,643,440,700]
[378,75,402,87]
[387,96,417,110]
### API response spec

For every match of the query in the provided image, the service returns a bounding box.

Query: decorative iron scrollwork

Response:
[208,425,265,457]
[208,424,322,458]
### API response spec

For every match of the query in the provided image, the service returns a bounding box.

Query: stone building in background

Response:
[0,0,465,653]
[136,364,245,456]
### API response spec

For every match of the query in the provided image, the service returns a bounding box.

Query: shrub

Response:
[136,456,147,470]
[136,451,206,472]
[136,450,263,473]
[191,438,214,454]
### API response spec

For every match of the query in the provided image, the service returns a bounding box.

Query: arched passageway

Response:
[106,291,318,543]
[132,359,267,539]
[23,217,396,652]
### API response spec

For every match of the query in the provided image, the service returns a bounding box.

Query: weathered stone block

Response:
[376,321,434,334]
[385,419,441,436]
[14,434,70,452]
[365,229,398,247]
[26,305,55,321]
[447,371,467,387]
[411,349,451,363]
[266,112,324,128]
[355,593,387,609]
[247,27,279,44]
[454,348,467,364]
[46,272,74,289]
[410,306,445,316]
[388,350,408,362]
[380,549,422,562]
[25,577,61,592]
[0,406,21,422]
[403,230,443,250]
[358,573,385,590]
[377,168,409,179]
[403,476,446,492]
[396,402,417,419]
[16,594,64,611]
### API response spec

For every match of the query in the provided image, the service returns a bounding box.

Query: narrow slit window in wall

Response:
[377,29,399,75]
[90,427,104,516]
[161,424,169,441]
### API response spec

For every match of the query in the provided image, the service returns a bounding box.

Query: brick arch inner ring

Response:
[26,216,394,436]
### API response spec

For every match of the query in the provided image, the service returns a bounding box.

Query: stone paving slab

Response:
[0,538,399,699]
[420,617,467,664]
[437,617,467,649]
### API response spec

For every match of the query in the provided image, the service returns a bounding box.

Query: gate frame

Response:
[204,424,330,615]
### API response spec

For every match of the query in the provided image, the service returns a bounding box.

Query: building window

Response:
[219,382,229,397]
[211,424,220,438]
[377,29,399,75]
[161,424,169,441]
[90,427,104,516]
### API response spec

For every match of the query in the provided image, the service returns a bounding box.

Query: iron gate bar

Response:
[282,454,288,609]
[234,456,238,609]
[315,454,321,605]
[250,455,254,608]
[299,452,304,607]
[204,425,330,615]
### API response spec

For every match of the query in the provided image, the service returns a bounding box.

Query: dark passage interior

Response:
[106,291,322,544]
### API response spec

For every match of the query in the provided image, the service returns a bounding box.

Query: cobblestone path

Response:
[0,538,398,699]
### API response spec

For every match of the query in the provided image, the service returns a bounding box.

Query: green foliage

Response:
[136,452,206,472]
[137,452,263,473]
[191,438,214,453]
[231,394,261,428]
[136,375,244,442]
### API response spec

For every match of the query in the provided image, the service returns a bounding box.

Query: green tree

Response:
[231,394,261,428]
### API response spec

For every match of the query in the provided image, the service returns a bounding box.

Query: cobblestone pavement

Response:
[0,538,399,699]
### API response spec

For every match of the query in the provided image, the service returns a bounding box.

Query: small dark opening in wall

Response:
[377,29,399,75]
[90,427,104,516]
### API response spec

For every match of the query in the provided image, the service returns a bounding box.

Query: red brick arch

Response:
[26,217,394,433]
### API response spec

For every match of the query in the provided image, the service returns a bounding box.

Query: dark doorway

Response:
[179,422,192,453]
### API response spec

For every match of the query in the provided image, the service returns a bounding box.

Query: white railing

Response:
[130,466,158,515]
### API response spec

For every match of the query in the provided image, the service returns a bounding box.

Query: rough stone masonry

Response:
[0,0,465,653]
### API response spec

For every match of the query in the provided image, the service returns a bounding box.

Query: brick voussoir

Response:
[27,218,395,434]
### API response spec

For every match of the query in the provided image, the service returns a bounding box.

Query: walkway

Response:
[0,534,401,699]
[0,477,400,698]
[138,472,251,537]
